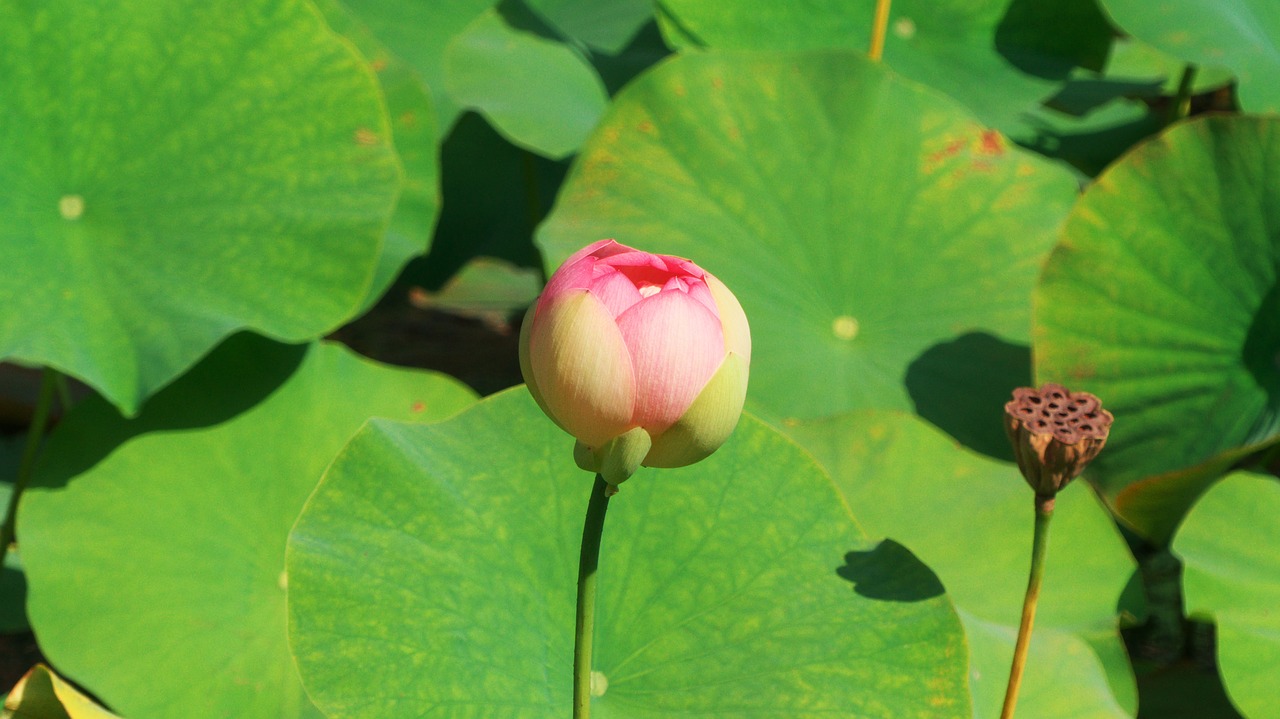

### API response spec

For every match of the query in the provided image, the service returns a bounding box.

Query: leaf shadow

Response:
[1242,282,1280,438]
[837,539,945,602]
[33,332,306,490]
[904,331,1031,461]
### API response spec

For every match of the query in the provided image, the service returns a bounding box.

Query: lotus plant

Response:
[520,239,751,718]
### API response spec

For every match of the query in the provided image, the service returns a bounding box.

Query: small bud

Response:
[1003,383,1113,497]
[520,239,751,488]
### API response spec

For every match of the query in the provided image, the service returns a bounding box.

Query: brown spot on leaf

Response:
[637,120,654,133]
[927,139,966,164]
[371,58,388,72]
[711,76,723,89]
[355,128,380,146]
[411,401,426,413]
[978,130,1004,155]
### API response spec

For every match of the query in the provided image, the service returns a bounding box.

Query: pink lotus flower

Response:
[520,239,751,486]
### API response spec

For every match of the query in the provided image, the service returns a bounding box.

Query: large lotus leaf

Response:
[315,0,442,310]
[1173,472,1280,719]
[1034,115,1280,540]
[525,0,654,54]
[444,9,609,158]
[0,0,402,417]
[287,388,971,718]
[537,51,1078,456]
[655,0,1112,130]
[3,665,121,719]
[340,0,496,137]
[1101,0,1280,112]
[781,410,1138,717]
[18,336,476,719]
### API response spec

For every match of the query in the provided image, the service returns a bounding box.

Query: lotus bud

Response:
[1004,383,1113,499]
[520,239,751,489]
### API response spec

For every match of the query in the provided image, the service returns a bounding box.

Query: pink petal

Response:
[685,277,719,316]
[528,290,637,446]
[605,252,673,288]
[589,268,644,318]
[614,289,725,434]
[562,239,626,266]
[662,276,689,293]
[540,240,635,311]
[664,255,706,278]
[604,249,668,270]
[540,255,599,310]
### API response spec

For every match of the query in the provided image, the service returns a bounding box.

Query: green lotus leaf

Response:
[1034,115,1280,540]
[1101,0,1280,111]
[537,50,1077,458]
[781,410,1138,718]
[444,9,609,158]
[314,0,442,311]
[525,0,654,54]
[655,0,1112,130]
[287,388,972,718]
[339,0,496,137]
[0,0,402,416]
[1173,472,1280,719]
[19,336,476,719]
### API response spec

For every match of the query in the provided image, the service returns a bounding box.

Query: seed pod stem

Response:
[1000,493,1055,719]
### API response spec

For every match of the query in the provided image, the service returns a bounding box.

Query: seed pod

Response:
[1003,383,1113,497]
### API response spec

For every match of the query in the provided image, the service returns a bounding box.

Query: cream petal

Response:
[614,288,724,434]
[705,273,751,362]
[518,302,559,429]
[644,352,749,468]
[528,290,637,446]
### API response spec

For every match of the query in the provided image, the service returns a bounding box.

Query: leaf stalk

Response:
[869,0,892,62]
[1,367,60,568]
[999,493,1055,719]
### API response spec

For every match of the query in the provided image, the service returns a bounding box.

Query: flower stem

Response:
[869,0,892,62]
[574,474,612,719]
[999,494,1055,719]
[1,368,60,568]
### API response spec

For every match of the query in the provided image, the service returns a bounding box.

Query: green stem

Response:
[54,373,73,413]
[1167,63,1197,125]
[999,494,1055,719]
[868,0,892,62]
[574,474,612,719]
[1,368,60,568]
